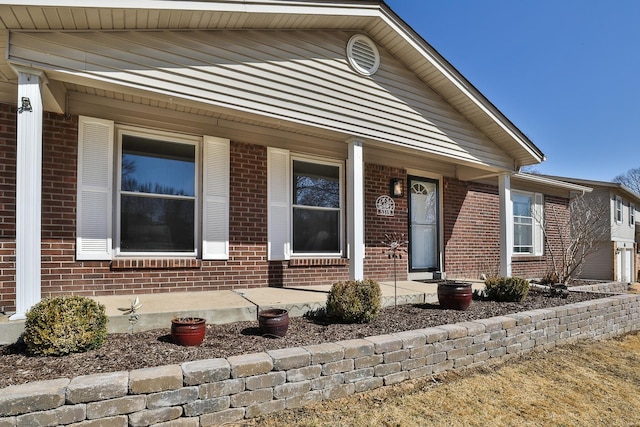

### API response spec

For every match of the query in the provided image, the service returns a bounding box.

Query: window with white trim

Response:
[631,203,636,226]
[615,196,623,224]
[512,191,544,255]
[76,116,229,261]
[292,159,342,255]
[267,148,343,260]
[117,131,197,255]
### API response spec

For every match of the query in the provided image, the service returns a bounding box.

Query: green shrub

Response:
[483,276,530,302]
[326,279,382,323]
[23,296,108,356]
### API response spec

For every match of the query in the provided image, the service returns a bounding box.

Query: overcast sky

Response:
[385,0,640,182]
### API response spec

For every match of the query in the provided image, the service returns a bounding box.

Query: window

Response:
[513,193,533,254]
[512,191,544,255]
[292,159,342,255]
[631,203,636,226]
[118,133,197,254]
[615,196,623,224]
[76,116,229,261]
[267,148,343,260]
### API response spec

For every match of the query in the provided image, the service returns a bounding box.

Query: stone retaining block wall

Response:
[2,294,639,427]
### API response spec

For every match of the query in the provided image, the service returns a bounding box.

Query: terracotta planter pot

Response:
[437,282,472,311]
[171,317,206,346]
[258,309,289,338]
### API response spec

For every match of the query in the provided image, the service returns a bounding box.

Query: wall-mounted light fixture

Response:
[390,178,404,198]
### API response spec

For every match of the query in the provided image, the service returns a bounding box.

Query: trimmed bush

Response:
[23,296,108,356]
[326,279,382,323]
[483,276,530,302]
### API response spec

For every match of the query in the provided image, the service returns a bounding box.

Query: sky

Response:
[385,0,640,182]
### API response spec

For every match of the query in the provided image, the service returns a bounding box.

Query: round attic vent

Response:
[347,34,380,76]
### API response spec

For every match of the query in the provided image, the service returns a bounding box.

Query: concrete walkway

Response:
[0,280,484,344]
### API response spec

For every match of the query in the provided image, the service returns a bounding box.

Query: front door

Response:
[408,177,439,272]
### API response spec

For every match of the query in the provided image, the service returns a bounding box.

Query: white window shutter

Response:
[76,116,114,260]
[202,136,230,260]
[267,148,290,261]
[533,193,544,256]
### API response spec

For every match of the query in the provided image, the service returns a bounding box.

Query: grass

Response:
[243,331,640,426]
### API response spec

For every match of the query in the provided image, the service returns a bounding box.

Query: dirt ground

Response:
[246,331,640,426]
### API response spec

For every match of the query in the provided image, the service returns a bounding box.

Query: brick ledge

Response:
[111,258,202,270]
[288,258,349,267]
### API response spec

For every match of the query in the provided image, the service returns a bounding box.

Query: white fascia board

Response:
[513,172,593,194]
[0,0,381,16]
[378,6,545,164]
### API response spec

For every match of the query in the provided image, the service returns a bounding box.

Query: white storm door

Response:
[409,178,439,271]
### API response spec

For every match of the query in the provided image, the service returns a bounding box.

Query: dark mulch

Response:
[0,289,611,389]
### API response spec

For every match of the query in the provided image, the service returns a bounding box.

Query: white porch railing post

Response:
[11,68,44,320]
[499,173,513,277]
[347,139,364,281]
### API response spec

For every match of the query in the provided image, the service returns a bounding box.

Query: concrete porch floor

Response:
[0,280,485,344]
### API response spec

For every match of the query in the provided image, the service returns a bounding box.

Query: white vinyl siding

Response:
[9,29,516,170]
[76,116,114,260]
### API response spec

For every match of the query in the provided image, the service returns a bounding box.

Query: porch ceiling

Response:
[0,0,544,169]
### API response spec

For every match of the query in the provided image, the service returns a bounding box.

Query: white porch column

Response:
[11,69,44,320]
[499,173,513,277]
[347,138,364,280]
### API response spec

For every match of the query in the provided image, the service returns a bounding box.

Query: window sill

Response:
[288,258,349,267]
[111,258,202,270]
[512,255,545,262]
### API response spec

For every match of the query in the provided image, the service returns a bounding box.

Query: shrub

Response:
[483,276,530,302]
[23,296,108,356]
[326,279,382,323]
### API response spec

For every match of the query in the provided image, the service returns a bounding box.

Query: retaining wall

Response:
[1,294,639,427]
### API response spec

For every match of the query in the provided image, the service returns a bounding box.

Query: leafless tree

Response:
[539,194,610,284]
[613,167,640,195]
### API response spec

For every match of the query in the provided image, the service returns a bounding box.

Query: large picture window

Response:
[292,159,342,255]
[118,133,197,254]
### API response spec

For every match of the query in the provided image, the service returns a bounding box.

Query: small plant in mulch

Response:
[326,279,382,323]
[478,276,530,302]
[23,296,108,356]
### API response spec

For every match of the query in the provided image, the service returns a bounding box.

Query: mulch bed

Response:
[0,289,612,388]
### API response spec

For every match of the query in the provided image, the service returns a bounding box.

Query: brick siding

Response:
[0,105,570,311]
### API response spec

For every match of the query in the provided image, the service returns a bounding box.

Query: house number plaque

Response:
[376,195,395,217]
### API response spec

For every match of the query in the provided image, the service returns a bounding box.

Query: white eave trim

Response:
[513,173,593,194]
[0,0,382,15]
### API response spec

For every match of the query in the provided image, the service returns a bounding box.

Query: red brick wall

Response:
[364,164,408,281]
[0,105,571,312]
[443,178,570,280]
[443,178,501,280]
[1,108,355,311]
[0,104,16,311]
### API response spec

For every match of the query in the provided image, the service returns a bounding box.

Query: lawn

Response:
[247,331,640,426]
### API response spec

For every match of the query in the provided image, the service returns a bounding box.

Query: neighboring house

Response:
[0,0,589,319]
[545,177,640,283]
